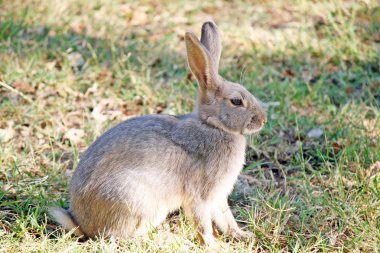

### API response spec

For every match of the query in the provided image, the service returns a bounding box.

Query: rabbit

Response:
[49,21,267,246]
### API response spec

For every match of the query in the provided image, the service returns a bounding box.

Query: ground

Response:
[0,0,379,252]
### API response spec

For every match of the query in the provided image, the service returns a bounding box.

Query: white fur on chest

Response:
[211,136,247,201]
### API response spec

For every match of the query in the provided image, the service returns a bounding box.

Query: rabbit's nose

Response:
[261,112,267,126]
[261,118,266,127]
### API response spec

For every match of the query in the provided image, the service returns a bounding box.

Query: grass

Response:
[0,0,379,252]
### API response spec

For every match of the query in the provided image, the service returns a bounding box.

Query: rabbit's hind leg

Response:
[134,207,169,236]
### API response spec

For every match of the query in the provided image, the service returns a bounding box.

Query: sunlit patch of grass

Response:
[0,0,379,252]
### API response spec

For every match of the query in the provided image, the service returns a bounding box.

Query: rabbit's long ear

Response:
[185,32,219,96]
[200,21,221,72]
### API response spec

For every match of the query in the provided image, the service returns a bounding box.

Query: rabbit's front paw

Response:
[199,231,217,246]
[232,229,253,240]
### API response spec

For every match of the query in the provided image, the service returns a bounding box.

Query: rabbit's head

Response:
[185,21,267,135]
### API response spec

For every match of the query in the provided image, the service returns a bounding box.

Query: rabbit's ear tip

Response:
[203,20,216,26]
[185,32,199,42]
[202,20,218,30]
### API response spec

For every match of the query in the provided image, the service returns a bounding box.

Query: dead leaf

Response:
[332,142,343,154]
[202,6,220,14]
[0,121,15,143]
[371,161,380,171]
[290,105,317,116]
[327,64,339,73]
[370,161,380,179]
[11,81,35,93]
[363,119,380,139]
[46,60,62,70]
[92,102,108,123]
[345,87,355,94]
[96,69,113,82]
[70,19,87,34]
[62,128,85,145]
[20,125,31,137]
[48,29,57,37]
[369,81,380,92]
[283,68,295,78]
[121,101,140,116]
[128,7,148,26]
[85,83,98,97]
[64,111,83,128]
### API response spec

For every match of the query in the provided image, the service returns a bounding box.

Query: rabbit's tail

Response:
[49,207,85,237]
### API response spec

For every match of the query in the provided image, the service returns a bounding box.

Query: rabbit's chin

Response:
[243,126,264,135]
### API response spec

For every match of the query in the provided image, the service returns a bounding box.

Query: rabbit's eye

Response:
[230,98,243,106]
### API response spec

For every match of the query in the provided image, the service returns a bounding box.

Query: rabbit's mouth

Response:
[243,116,266,134]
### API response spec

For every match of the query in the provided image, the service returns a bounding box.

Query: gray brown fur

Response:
[50,21,267,245]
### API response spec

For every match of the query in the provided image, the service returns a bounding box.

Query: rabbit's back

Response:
[71,113,238,188]
[71,114,227,186]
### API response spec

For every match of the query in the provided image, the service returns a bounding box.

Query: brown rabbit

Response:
[50,21,267,246]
